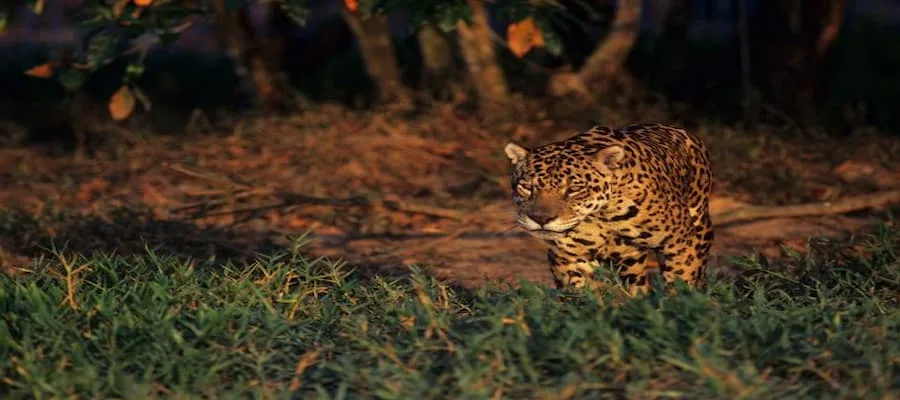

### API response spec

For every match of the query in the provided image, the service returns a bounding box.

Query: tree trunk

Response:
[750,0,848,125]
[455,0,511,118]
[341,9,412,105]
[210,0,291,111]
[549,0,643,98]
[816,0,848,57]
[417,21,460,100]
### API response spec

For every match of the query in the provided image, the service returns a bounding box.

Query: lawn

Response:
[2,224,898,399]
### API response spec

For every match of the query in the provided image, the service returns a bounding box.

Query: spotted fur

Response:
[504,124,714,295]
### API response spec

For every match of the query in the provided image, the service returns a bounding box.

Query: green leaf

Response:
[434,2,470,32]
[58,68,86,92]
[78,4,116,28]
[85,32,119,71]
[494,2,531,22]
[281,0,309,27]
[125,63,145,80]
[534,16,563,57]
[357,0,378,17]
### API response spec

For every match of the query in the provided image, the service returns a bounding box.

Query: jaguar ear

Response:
[597,145,625,169]
[504,143,529,165]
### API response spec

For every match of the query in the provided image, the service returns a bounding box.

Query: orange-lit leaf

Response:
[109,85,136,121]
[25,63,54,78]
[506,17,545,58]
[344,0,358,12]
[134,0,152,7]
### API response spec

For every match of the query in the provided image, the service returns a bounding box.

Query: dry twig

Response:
[165,163,466,220]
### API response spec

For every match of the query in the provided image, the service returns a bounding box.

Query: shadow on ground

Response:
[0,204,286,273]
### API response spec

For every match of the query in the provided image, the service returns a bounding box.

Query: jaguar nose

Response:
[527,212,555,226]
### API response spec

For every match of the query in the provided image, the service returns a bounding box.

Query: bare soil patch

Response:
[2,103,899,286]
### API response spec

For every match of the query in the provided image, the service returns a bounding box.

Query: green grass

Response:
[2,227,900,399]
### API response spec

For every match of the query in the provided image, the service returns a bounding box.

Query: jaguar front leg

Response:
[547,249,602,290]
[595,244,655,296]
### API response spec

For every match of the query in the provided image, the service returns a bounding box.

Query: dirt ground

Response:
[2,102,899,287]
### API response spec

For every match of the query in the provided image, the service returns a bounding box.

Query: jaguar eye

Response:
[516,183,533,198]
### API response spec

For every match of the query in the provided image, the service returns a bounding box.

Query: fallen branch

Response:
[711,189,900,226]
